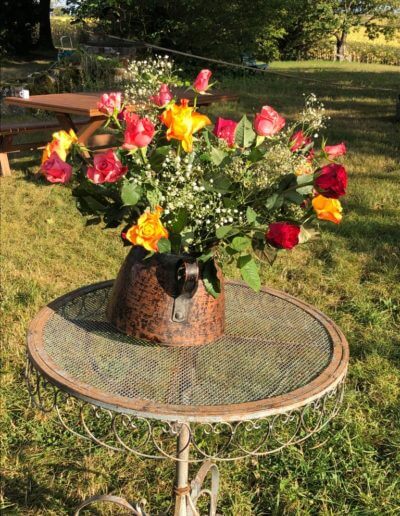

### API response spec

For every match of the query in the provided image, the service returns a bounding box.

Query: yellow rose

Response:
[161,99,211,152]
[125,206,169,252]
[312,195,343,224]
[42,129,78,163]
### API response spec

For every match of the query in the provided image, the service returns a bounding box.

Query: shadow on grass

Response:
[333,219,400,257]
[2,473,72,513]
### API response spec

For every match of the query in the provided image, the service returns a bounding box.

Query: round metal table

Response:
[26,280,349,515]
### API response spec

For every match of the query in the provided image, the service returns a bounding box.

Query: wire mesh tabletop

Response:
[26,280,349,515]
[27,280,348,423]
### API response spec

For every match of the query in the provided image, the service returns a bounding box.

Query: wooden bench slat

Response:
[0,117,91,135]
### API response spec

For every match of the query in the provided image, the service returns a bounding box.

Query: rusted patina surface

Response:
[106,247,225,346]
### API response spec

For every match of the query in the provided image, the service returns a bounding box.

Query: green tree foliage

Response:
[66,0,284,61]
[330,0,400,59]
[66,0,400,62]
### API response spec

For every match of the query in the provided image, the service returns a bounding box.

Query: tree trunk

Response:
[37,0,54,50]
[335,31,347,61]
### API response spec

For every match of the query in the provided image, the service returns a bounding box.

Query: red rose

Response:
[123,112,155,149]
[213,117,237,147]
[193,69,212,93]
[314,163,348,199]
[325,142,346,158]
[41,152,72,183]
[266,222,300,250]
[254,105,285,137]
[86,150,128,184]
[290,130,312,152]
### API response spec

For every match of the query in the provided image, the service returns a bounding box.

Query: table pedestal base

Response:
[74,424,220,516]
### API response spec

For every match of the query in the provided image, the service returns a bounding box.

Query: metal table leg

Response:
[174,424,220,516]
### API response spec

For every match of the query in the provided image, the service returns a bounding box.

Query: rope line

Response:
[92,32,399,94]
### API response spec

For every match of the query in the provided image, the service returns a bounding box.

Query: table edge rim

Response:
[27,280,349,423]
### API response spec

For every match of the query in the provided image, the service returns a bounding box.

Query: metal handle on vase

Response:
[172,259,200,323]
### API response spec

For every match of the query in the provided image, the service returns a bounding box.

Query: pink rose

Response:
[86,150,128,184]
[213,117,237,147]
[193,69,212,94]
[41,152,72,183]
[254,105,285,136]
[123,112,155,149]
[150,84,173,107]
[290,130,312,152]
[325,142,347,159]
[97,92,122,116]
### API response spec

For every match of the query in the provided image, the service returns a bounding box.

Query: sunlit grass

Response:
[1,62,400,514]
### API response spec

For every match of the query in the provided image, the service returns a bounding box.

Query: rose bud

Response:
[325,142,347,159]
[86,150,128,184]
[123,112,155,149]
[314,163,348,199]
[290,130,312,152]
[150,83,173,107]
[193,69,212,94]
[97,92,122,116]
[266,222,300,250]
[213,117,237,147]
[41,152,73,183]
[254,106,285,137]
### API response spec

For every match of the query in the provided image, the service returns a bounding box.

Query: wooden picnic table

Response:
[4,89,239,146]
[1,89,238,176]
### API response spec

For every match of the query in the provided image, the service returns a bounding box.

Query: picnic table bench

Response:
[1,89,239,177]
[0,118,91,177]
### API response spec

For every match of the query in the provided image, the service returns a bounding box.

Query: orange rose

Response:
[42,129,78,163]
[160,99,211,152]
[125,206,169,252]
[312,195,343,224]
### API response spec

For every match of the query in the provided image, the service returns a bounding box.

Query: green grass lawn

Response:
[1,61,400,515]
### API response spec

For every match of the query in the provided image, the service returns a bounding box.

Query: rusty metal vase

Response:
[106,246,225,347]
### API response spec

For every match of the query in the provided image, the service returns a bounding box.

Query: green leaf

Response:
[210,147,228,166]
[231,236,251,252]
[149,146,169,171]
[198,251,214,263]
[170,208,188,233]
[265,193,283,210]
[298,225,320,244]
[296,185,314,195]
[255,135,265,147]
[215,225,241,240]
[212,174,232,193]
[225,246,239,256]
[237,255,261,292]
[83,196,107,212]
[202,260,221,298]
[147,189,162,208]
[121,182,142,206]
[157,238,171,254]
[216,225,233,239]
[246,206,257,224]
[247,147,264,162]
[296,174,313,186]
[234,115,256,148]
[284,190,304,204]
[253,245,278,265]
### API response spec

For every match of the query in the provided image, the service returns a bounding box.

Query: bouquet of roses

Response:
[40,69,347,296]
